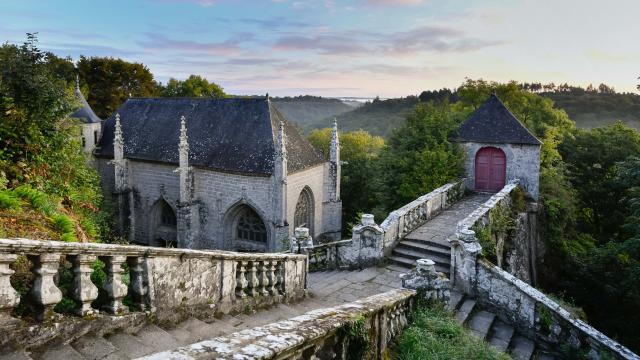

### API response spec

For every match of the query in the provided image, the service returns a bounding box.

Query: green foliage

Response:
[340,315,370,360]
[559,122,640,241]
[0,36,108,242]
[474,225,496,260]
[77,56,161,118]
[392,302,510,360]
[274,96,353,128]
[161,75,226,98]
[50,214,77,242]
[0,190,20,210]
[379,101,465,210]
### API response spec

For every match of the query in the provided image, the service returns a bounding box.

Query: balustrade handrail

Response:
[305,239,352,251]
[0,238,306,261]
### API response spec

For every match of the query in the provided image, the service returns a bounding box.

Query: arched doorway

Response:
[151,199,177,247]
[294,187,314,235]
[475,147,506,192]
[229,205,268,252]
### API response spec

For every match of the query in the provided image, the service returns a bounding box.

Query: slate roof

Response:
[70,86,102,124]
[94,97,325,176]
[458,94,541,145]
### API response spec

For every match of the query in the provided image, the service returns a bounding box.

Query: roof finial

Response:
[266,92,270,101]
[75,74,80,91]
[277,120,286,157]
[179,115,188,148]
[114,113,123,142]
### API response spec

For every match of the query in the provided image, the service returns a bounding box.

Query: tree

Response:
[308,128,385,231]
[378,101,465,211]
[559,122,640,241]
[77,56,161,118]
[161,75,226,98]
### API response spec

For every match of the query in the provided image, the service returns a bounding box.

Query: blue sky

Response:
[1,0,638,97]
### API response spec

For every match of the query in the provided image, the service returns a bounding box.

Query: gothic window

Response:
[160,202,176,226]
[236,207,267,243]
[294,187,313,233]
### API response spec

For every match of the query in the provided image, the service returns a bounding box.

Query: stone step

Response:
[387,255,450,274]
[391,247,450,266]
[447,290,465,311]
[0,350,32,360]
[488,320,515,353]
[510,335,535,360]
[402,235,451,250]
[105,333,153,359]
[396,240,451,257]
[468,310,496,341]
[133,324,181,354]
[455,298,476,325]
[39,344,85,360]
[71,336,119,360]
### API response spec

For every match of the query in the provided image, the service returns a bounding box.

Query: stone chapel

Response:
[457,93,542,199]
[70,78,102,153]
[93,96,342,252]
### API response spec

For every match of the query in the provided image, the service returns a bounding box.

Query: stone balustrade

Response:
[139,289,416,360]
[381,180,466,253]
[0,238,307,351]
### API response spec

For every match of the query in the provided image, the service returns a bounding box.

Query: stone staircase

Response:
[449,290,555,360]
[388,193,492,274]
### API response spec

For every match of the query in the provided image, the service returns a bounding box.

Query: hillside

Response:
[272,96,357,127]
[543,92,640,129]
[307,96,420,137]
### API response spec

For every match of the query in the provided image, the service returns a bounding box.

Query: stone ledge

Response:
[0,238,307,261]
[137,289,416,360]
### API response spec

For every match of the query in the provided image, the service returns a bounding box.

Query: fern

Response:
[50,214,77,242]
[13,185,56,215]
[0,190,21,210]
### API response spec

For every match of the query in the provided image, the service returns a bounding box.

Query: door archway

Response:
[151,199,177,247]
[294,187,314,235]
[475,147,506,192]
[225,204,268,252]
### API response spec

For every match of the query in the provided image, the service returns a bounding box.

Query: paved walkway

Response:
[404,193,492,246]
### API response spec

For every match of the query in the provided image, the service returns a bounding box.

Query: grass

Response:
[392,302,511,360]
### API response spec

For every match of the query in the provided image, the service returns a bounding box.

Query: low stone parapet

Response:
[0,238,307,351]
[138,289,416,360]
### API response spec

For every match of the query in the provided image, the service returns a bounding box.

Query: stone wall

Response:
[461,142,540,199]
[0,238,307,351]
[81,122,102,153]
[476,260,639,360]
[139,289,416,360]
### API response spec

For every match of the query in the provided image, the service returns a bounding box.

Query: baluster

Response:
[0,253,20,325]
[267,260,278,295]
[27,253,62,322]
[276,261,285,295]
[127,257,148,311]
[235,261,248,298]
[69,254,98,316]
[246,261,259,297]
[100,255,128,315]
[259,261,270,296]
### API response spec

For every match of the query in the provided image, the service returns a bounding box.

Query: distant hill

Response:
[306,96,420,137]
[542,92,640,130]
[272,96,357,128]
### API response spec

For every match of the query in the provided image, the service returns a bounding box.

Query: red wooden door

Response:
[475,147,506,192]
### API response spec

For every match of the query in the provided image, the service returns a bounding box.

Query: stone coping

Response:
[305,239,352,250]
[479,259,640,360]
[137,289,416,360]
[455,180,519,233]
[0,238,307,261]
[380,181,462,231]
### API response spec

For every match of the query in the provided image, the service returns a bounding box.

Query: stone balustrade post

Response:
[458,229,482,296]
[0,253,20,326]
[276,261,285,295]
[246,261,259,297]
[267,260,278,295]
[401,259,450,303]
[127,257,149,311]
[27,253,63,322]
[69,254,99,316]
[259,261,270,296]
[235,261,248,298]
[100,255,129,315]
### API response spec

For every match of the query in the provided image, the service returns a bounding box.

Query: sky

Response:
[1,0,638,97]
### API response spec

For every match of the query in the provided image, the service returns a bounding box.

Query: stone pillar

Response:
[100,255,129,315]
[273,120,289,251]
[111,114,134,241]
[292,227,313,254]
[457,229,482,296]
[69,254,99,316]
[321,118,343,241]
[175,116,200,249]
[27,254,63,322]
[329,118,340,202]
[127,257,149,311]
[0,253,20,326]
[401,259,450,303]
[346,214,384,267]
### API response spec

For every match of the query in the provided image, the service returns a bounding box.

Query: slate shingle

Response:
[94,97,324,176]
[70,87,102,124]
[458,94,541,145]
